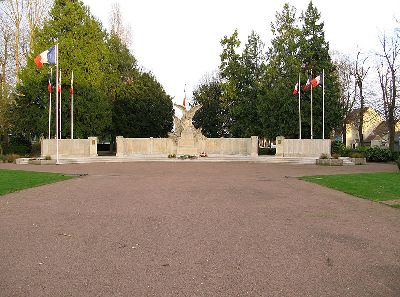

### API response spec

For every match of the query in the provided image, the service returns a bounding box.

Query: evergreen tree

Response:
[240,31,265,137]
[14,0,112,139]
[112,72,173,138]
[299,1,343,139]
[260,3,302,139]
[192,75,228,137]
[219,30,241,137]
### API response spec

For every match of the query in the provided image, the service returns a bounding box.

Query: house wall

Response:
[346,107,383,147]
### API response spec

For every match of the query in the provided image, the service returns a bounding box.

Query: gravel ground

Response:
[0,162,399,297]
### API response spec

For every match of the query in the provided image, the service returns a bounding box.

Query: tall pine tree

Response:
[299,1,343,139]
[15,0,111,139]
[261,3,302,139]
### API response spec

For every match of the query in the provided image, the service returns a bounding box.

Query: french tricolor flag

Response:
[34,46,56,68]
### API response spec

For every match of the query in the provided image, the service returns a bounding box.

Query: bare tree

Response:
[354,51,370,146]
[377,32,399,151]
[26,0,51,54]
[2,0,25,83]
[0,0,50,84]
[109,2,132,47]
[332,51,357,145]
[0,9,12,91]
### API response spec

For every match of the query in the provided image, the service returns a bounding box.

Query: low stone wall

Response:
[276,136,331,157]
[200,137,257,156]
[41,137,97,158]
[116,136,258,156]
[116,137,176,156]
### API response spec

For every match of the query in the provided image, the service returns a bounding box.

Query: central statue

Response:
[169,104,206,155]
[169,104,205,142]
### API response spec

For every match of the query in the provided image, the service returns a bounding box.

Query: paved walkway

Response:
[0,162,399,297]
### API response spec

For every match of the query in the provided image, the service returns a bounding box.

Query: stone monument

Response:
[169,104,205,155]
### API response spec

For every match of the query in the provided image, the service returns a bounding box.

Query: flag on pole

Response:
[292,82,299,95]
[70,71,74,94]
[311,74,323,88]
[34,46,56,68]
[183,85,187,109]
[303,76,311,91]
[47,72,52,93]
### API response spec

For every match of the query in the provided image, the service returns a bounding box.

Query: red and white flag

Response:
[311,74,322,88]
[292,82,299,95]
[47,73,52,93]
[303,76,311,91]
[70,71,74,94]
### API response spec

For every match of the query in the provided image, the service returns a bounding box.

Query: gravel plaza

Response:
[0,161,399,297]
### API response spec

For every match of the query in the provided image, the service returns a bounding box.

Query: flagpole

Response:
[59,68,62,139]
[48,68,52,139]
[298,73,301,139]
[322,69,325,139]
[310,69,313,139]
[55,43,59,164]
[184,84,187,110]
[71,70,74,139]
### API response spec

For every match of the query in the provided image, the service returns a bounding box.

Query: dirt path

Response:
[0,162,399,297]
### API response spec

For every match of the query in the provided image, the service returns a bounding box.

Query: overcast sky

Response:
[82,0,399,106]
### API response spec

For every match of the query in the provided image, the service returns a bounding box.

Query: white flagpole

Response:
[71,70,74,139]
[59,68,62,139]
[298,73,301,139]
[322,69,325,139]
[55,44,59,164]
[310,69,313,139]
[184,84,187,110]
[48,68,52,139]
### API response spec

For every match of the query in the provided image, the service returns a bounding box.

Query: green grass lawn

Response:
[300,172,400,202]
[0,169,74,196]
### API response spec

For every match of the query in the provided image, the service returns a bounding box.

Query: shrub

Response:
[396,157,400,171]
[319,153,329,159]
[331,153,340,159]
[349,152,365,158]
[4,154,20,163]
[258,147,276,155]
[391,151,400,161]
[168,154,176,158]
[331,140,345,155]
[0,154,4,162]
[31,142,41,157]
[45,155,51,160]
[365,147,392,162]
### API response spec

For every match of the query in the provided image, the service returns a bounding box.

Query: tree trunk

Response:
[342,123,347,146]
[358,95,364,146]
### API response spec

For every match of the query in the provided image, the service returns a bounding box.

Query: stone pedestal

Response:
[177,129,198,155]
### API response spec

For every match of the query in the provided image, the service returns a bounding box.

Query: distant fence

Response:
[275,136,331,157]
[41,137,97,158]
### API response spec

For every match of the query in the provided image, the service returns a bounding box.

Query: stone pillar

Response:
[41,138,47,157]
[276,136,285,157]
[88,137,98,157]
[177,129,198,155]
[116,136,124,157]
[251,136,258,157]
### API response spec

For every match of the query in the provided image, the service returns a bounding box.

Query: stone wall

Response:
[276,136,331,157]
[41,137,97,158]
[116,137,176,156]
[116,136,258,156]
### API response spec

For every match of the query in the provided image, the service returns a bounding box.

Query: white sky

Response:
[82,0,399,106]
